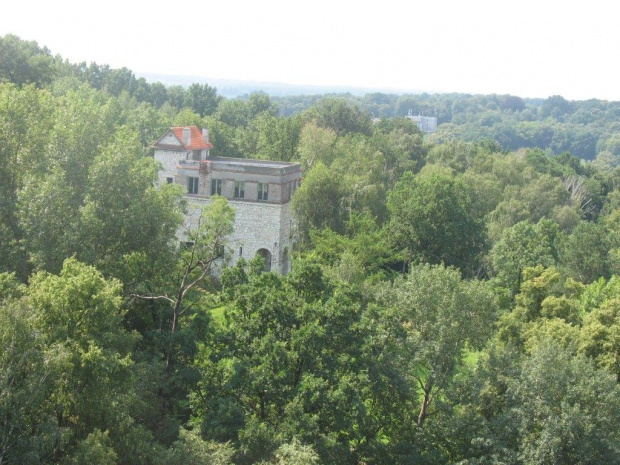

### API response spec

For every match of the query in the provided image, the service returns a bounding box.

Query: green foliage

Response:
[558,220,618,283]
[309,212,396,285]
[0,272,25,301]
[185,83,222,117]
[387,169,485,274]
[0,259,160,463]
[192,262,420,463]
[580,300,620,373]
[66,430,117,465]
[382,263,497,428]
[490,220,559,295]
[273,438,320,465]
[492,343,620,463]
[0,299,67,464]
[28,257,127,346]
[77,128,182,281]
[0,83,55,278]
[510,343,620,463]
[156,428,234,465]
[18,165,76,273]
[292,162,348,243]
[5,33,620,463]
[0,34,55,87]
[307,97,372,136]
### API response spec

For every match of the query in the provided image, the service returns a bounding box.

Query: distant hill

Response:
[136,72,424,99]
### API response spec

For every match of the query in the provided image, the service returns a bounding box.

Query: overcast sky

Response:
[2,0,619,101]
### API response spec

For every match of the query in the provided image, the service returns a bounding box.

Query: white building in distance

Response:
[152,126,302,274]
[407,110,438,133]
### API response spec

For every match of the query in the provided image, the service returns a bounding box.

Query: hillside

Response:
[2,33,620,464]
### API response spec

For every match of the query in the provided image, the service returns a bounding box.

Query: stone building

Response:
[152,126,301,274]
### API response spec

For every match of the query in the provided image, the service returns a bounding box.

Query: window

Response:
[258,182,269,201]
[192,150,201,160]
[188,177,199,194]
[234,181,245,199]
[166,177,173,184]
[239,246,243,257]
[211,179,222,196]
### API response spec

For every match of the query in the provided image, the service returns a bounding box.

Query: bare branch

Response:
[130,293,175,305]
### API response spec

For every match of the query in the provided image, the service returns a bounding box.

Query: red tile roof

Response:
[170,126,213,150]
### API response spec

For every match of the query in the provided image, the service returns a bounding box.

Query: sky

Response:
[2,0,619,101]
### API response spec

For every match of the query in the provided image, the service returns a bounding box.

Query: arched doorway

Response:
[256,248,272,272]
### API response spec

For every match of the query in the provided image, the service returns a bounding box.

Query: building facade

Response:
[152,126,302,274]
[407,111,438,133]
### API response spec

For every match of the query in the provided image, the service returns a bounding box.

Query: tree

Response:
[0,299,66,464]
[185,83,221,117]
[579,298,620,380]
[0,34,55,87]
[76,128,182,282]
[370,118,426,185]
[135,197,234,372]
[24,258,151,463]
[0,83,55,278]
[18,126,182,282]
[309,212,397,284]
[541,95,574,119]
[308,97,372,136]
[252,113,302,162]
[122,101,172,154]
[296,122,339,170]
[247,91,278,119]
[450,341,620,464]
[67,430,118,465]
[501,343,620,463]
[495,266,582,349]
[193,260,415,463]
[18,165,77,273]
[387,169,485,274]
[558,220,617,283]
[291,162,348,244]
[155,428,235,465]
[46,85,120,204]
[491,219,559,295]
[382,263,496,428]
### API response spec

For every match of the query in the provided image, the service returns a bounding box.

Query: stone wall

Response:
[155,149,185,186]
[153,146,300,274]
[181,197,294,274]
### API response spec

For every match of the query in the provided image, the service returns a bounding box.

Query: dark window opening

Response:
[234,181,245,199]
[211,179,222,196]
[188,177,199,194]
[258,182,269,201]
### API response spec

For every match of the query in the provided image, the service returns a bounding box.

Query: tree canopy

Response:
[3,33,620,464]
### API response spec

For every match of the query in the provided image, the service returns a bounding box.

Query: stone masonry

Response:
[152,126,302,274]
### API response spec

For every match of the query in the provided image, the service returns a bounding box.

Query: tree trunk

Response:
[417,381,432,428]
[417,392,430,428]
[165,299,182,373]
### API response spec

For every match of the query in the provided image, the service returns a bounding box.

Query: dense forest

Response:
[3,33,620,464]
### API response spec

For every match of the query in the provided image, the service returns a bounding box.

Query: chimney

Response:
[202,127,209,143]
[182,127,191,146]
